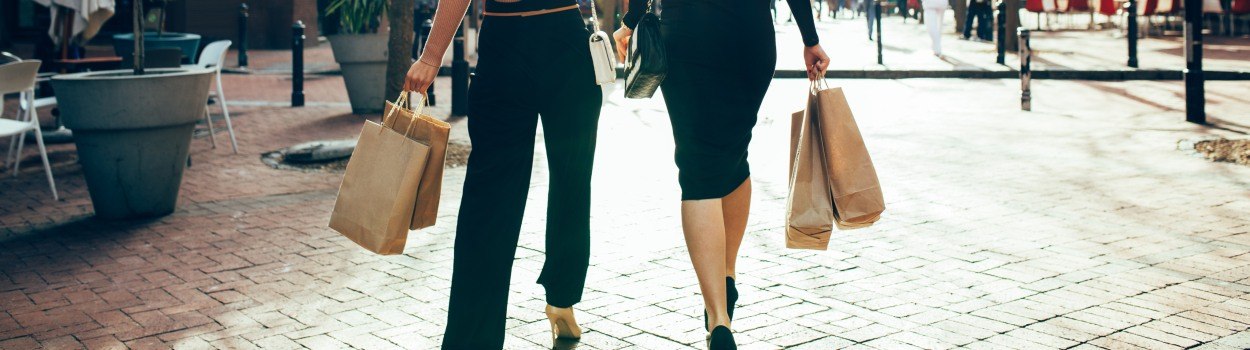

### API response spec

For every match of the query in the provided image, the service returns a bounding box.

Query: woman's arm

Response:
[418,0,472,67]
[785,0,820,46]
[405,0,472,92]
[620,0,646,30]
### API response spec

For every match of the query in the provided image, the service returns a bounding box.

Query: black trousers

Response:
[963,1,993,40]
[442,9,602,350]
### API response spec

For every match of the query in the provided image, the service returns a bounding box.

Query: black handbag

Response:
[624,0,666,99]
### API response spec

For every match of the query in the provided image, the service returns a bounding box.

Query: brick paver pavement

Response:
[3,70,1250,349]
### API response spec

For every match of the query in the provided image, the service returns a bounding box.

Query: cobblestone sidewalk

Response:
[2,76,1250,349]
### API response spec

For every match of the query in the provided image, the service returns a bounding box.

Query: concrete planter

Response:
[113,32,203,64]
[327,34,388,114]
[51,68,215,220]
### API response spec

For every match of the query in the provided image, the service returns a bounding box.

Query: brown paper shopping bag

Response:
[383,92,451,231]
[786,82,885,250]
[813,86,884,228]
[787,108,836,250]
[329,94,432,255]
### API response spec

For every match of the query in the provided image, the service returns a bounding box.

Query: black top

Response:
[621,0,820,47]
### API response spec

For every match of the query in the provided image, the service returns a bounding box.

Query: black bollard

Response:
[1183,0,1204,123]
[876,0,883,65]
[292,21,305,107]
[451,24,469,116]
[1126,0,1139,68]
[1018,28,1031,112]
[422,19,437,106]
[238,3,249,69]
[996,0,1006,65]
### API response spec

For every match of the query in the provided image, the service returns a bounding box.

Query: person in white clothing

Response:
[922,0,948,56]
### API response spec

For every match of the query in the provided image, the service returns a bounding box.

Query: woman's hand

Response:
[803,44,830,81]
[403,60,439,94]
[613,27,632,63]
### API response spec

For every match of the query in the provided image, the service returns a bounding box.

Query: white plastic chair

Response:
[194,40,238,153]
[1,60,58,200]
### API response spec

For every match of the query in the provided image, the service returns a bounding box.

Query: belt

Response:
[482,4,579,17]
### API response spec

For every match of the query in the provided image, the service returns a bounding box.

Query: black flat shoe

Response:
[708,325,736,350]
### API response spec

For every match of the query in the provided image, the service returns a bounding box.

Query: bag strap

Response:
[380,91,429,136]
[809,78,830,95]
[584,0,602,32]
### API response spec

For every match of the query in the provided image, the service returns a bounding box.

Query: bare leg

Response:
[722,178,752,279]
[681,199,731,330]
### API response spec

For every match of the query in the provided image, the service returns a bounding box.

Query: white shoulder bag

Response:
[586,1,617,86]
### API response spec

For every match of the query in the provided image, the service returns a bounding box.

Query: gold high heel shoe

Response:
[545,305,582,341]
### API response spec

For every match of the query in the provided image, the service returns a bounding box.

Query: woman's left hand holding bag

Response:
[404,59,439,95]
[803,44,830,81]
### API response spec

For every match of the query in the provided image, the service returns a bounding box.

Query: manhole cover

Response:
[262,139,471,173]
[1193,139,1250,166]
[262,139,354,173]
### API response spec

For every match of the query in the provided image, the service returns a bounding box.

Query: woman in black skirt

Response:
[614,1,828,348]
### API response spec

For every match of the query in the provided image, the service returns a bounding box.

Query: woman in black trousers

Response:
[614,1,828,348]
[405,0,602,348]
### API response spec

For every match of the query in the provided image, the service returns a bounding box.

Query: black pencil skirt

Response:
[659,0,777,200]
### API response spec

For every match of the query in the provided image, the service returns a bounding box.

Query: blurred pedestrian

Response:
[962,0,992,41]
[864,0,879,40]
[922,0,947,56]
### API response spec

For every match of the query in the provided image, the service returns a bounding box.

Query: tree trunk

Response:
[386,0,416,103]
[953,0,967,34]
[1006,0,1020,51]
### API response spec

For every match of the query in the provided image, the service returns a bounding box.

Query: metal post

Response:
[1184,0,1204,124]
[422,19,437,106]
[876,0,884,65]
[1018,28,1031,111]
[997,0,1006,65]
[132,0,144,75]
[1126,0,1139,67]
[292,21,305,107]
[238,3,249,69]
[451,24,468,116]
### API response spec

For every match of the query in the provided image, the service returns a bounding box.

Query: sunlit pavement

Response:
[3,70,1250,349]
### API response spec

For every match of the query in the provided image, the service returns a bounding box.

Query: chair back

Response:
[1068,0,1092,11]
[0,61,41,95]
[197,40,233,70]
[1231,0,1249,14]
[1137,0,1157,14]
[120,47,184,69]
[1027,0,1047,12]
[1099,0,1119,15]
[0,52,20,64]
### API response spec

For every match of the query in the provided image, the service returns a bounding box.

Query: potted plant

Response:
[112,0,201,64]
[325,0,388,114]
[51,0,214,220]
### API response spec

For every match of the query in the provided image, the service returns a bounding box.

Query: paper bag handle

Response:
[809,78,831,95]
[380,90,430,136]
